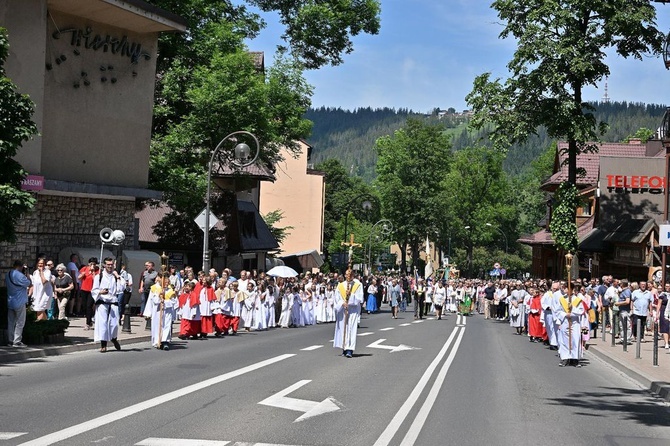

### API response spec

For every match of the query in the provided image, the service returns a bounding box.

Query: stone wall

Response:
[0,194,136,285]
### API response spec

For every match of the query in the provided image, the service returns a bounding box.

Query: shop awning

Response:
[280,249,324,270]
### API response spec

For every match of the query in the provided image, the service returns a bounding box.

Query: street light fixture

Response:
[366,219,393,274]
[485,223,508,253]
[202,131,260,272]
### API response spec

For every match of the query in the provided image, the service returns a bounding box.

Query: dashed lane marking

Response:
[300,345,323,351]
[379,327,394,331]
[358,332,374,336]
[0,433,27,440]
[399,323,411,326]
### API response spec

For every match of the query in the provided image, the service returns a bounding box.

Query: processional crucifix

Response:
[341,233,362,269]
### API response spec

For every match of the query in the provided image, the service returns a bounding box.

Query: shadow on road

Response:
[545,386,670,427]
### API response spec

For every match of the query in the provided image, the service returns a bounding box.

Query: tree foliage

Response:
[466,0,664,253]
[0,28,37,243]
[374,119,452,269]
[145,0,380,249]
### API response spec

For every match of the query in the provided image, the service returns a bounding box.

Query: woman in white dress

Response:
[31,258,53,321]
[265,283,277,328]
[242,281,256,331]
[278,286,293,328]
[291,286,304,327]
[253,282,268,331]
[325,284,336,322]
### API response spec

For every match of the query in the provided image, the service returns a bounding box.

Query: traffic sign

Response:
[660,224,670,246]
[194,208,219,232]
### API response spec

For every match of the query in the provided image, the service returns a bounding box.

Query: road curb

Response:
[588,345,670,403]
[0,335,152,364]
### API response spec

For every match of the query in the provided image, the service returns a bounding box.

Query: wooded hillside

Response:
[306,101,667,180]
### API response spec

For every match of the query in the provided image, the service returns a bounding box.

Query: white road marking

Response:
[411,320,424,324]
[300,345,323,351]
[137,440,301,446]
[18,354,295,446]
[0,433,27,440]
[258,379,343,422]
[358,332,374,336]
[137,439,230,445]
[379,327,394,331]
[367,339,421,353]
[399,323,411,327]
[400,327,466,445]
[373,326,461,446]
[426,317,435,320]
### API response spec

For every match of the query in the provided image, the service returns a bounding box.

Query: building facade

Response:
[259,141,326,271]
[0,0,185,279]
[519,139,665,281]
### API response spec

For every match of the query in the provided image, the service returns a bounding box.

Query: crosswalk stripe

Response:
[300,345,323,351]
[0,433,27,440]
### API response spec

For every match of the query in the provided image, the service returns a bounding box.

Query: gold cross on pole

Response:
[341,233,362,268]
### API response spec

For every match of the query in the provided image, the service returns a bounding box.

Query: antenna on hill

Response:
[602,76,610,103]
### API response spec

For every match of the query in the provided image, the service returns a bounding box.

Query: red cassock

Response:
[200,286,217,334]
[528,294,547,340]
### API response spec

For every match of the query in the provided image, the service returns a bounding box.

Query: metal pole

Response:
[202,166,213,272]
[653,318,659,366]
[202,131,260,273]
[611,313,616,347]
[623,315,628,352]
[601,308,606,342]
[635,317,641,359]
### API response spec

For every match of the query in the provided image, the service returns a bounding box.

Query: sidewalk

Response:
[587,330,670,402]
[0,316,152,364]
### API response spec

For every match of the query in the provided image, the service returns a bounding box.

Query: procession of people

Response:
[6,254,669,368]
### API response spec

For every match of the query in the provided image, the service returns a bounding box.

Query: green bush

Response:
[22,310,69,344]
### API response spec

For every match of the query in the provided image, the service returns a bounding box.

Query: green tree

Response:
[374,119,452,271]
[262,209,294,250]
[146,0,380,250]
[440,146,516,276]
[316,158,378,270]
[0,28,38,243]
[623,127,655,143]
[466,0,664,253]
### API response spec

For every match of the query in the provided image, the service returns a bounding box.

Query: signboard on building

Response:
[598,156,665,230]
[20,175,44,191]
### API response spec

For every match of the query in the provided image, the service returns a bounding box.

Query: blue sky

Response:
[246,1,670,113]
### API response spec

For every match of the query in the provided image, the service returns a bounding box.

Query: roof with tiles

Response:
[517,215,595,246]
[541,140,665,188]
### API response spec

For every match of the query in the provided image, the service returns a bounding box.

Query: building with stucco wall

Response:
[0,0,186,279]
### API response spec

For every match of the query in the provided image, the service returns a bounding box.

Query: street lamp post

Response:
[486,223,508,253]
[366,219,393,274]
[202,131,260,272]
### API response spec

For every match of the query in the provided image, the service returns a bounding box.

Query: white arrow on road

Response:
[259,380,343,423]
[367,338,421,353]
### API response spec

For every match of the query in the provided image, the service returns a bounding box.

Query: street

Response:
[1,309,669,446]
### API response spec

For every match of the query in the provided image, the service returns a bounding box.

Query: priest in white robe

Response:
[91,258,122,353]
[551,284,585,367]
[333,270,364,358]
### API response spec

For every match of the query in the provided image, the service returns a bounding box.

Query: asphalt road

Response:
[1,307,669,446]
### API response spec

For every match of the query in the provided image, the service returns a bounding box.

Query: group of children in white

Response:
[142,273,342,350]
